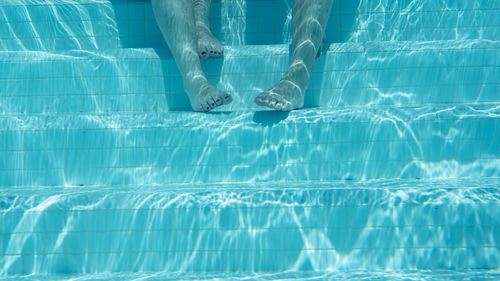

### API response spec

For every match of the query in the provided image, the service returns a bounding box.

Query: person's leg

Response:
[193,0,224,58]
[255,0,333,111]
[152,0,231,111]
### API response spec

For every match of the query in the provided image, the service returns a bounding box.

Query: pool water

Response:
[0,0,499,280]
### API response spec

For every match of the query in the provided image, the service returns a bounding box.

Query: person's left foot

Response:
[254,78,304,111]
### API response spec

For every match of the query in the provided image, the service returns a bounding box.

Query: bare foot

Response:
[254,78,304,111]
[196,26,223,59]
[185,77,232,111]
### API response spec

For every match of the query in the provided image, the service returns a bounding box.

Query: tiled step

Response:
[0,45,292,114]
[0,48,171,114]
[0,0,289,51]
[318,39,500,107]
[1,40,498,114]
[0,0,122,51]
[2,271,500,281]
[1,179,499,275]
[350,0,500,42]
[1,105,499,187]
[1,0,498,52]
[3,271,500,281]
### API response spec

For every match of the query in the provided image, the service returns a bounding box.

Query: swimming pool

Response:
[1,0,499,279]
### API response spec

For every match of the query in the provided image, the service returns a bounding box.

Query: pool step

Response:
[347,0,500,42]
[1,0,498,51]
[0,0,122,51]
[320,39,500,107]
[0,0,287,51]
[1,179,499,274]
[0,39,498,114]
[0,48,172,114]
[2,271,500,281]
[1,105,499,187]
[0,45,292,113]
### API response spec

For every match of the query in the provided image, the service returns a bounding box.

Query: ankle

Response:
[184,75,207,93]
[285,63,310,90]
[195,23,211,34]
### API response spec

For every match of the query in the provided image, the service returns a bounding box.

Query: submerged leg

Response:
[152,0,232,111]
[255,0,333,111]
[193,0,224,58]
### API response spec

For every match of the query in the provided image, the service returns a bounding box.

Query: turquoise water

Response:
[1,0,499,279]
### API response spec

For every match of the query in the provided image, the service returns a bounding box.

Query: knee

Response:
[151,0,168,16]
[294,39,316,55]
[299,19,324,39]
[152,0,177,12]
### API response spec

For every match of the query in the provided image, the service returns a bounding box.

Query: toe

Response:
[255,93,268,106]
[209,97,217,107]
[254,96,263,105]
[223,93,233,104]
[202,102,211,112]
[215,96,222,106]
[210,48,223,58]
[275,102,284,111]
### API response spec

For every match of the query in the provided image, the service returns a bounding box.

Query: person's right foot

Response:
[186,78,232,111]
[196,25,224,59]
